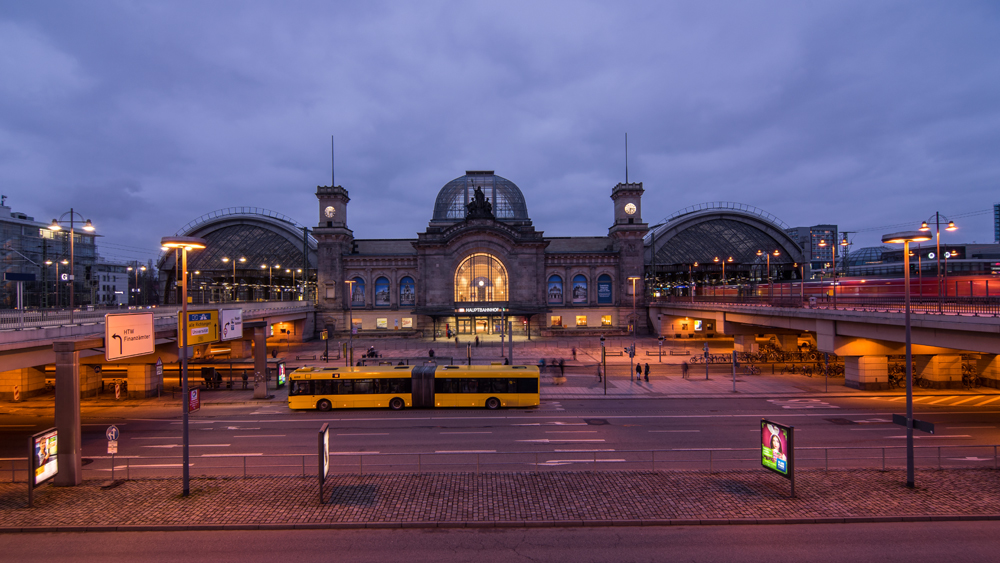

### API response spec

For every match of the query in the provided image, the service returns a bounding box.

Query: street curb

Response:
[4,514,1000,533]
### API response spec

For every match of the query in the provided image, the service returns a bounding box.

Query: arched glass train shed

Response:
[157,207,317,304]
[644,202,804,296]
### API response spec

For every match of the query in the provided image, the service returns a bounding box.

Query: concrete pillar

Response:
[733,334,759,354]
[0,367,46,401]
[844,355,888,390]
[774,334,799,352]
[914,355,962,389]
[253,324,269,399]
[53,342,82,486]
[230,339,252,359]
[127,364,159,398]
[81,365,101,398]
[977,355,999,389]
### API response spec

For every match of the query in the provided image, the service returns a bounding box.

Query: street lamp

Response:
[48,209,95,323]
[713,256,733,296]
[919,213,957,313]
[345,279,356,366]
[818,236,848,308]
[882,230,932,489]
[261,263,280,300]
[756,249,780,300]
[628,276,640,380]
[127,263,147,307]
[221,256,246,302]
[688,262,699,303]
[161,236,207,498]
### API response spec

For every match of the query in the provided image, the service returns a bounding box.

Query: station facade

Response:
[313,171,647,338]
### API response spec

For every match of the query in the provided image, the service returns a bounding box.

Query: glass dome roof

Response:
[431,171,529,222]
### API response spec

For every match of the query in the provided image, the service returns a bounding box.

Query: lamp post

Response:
[222,257,246,302]
[44,260,68,307]
[882,230,932,488]
[161,236,207,498]
[688,262,699,303]
[817,237,848,308]
[756,249,780,300]
[600,335,607,395]
[345,279,356,367]
[48,209,95,323]
[628,276,640,381]
[127,263,147,307]
[919,213,957,313]
[713,256,732,297]
[261,263,280,300]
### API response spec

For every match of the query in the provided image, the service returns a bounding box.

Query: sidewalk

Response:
[3,469,999,531]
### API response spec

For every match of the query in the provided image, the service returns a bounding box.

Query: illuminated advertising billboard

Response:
[761,419,793,479]
[32,428,58,486]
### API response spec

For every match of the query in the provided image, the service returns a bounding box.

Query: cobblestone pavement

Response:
[2,469,999,530]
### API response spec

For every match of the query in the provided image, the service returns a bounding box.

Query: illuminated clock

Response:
[624,203,637,215]
[324,206,336,218]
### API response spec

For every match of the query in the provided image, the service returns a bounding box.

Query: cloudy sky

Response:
[2,1,998,264]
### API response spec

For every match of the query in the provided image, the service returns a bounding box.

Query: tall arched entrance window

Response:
[454,253,508,303]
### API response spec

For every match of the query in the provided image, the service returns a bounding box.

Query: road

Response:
[2,521,999,562]
[4,393,1000,477]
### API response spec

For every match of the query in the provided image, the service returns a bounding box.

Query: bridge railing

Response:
[2,444,998,482]
[649,294,1000,316]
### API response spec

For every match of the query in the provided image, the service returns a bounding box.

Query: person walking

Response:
[475,335,480,347]
[559,358,565,377]
[596,364,602,382]
[572,347,577,360]
[636,363,642,382]
[681,361,689,379]
[644,362,650,383]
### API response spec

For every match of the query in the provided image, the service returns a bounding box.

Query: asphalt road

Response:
[4,394,1000,477]
[2,521,999,563]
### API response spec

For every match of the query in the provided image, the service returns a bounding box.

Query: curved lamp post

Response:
[161,236,207,498]
[881,230,932,488]
[48,209,94,323]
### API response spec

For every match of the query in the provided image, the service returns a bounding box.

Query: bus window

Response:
[461,379,479,394]
[435,378,458,394]
[337,380,354,394]
[291,381,312,396]
[489,379,510,393]
[389,378,411,393]
[315,380,334,395]
[354,379,372,394]
[516,378,538,393]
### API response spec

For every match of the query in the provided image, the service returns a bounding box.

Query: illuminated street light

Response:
[221,256,246,302]
[48,209,95,323]
[920,213,957,313]
[628,276,641,381]
[756,249,780,300]
[160,236,207,498]
[127,263,147,306]
[882,229,932,489]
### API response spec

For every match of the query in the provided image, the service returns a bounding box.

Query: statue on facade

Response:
[466,186,494,219]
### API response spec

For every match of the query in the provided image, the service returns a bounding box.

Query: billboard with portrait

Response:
[32,428,58,486]
[761,419,793,479]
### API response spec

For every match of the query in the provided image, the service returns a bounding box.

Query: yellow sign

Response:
[177,309,219,345]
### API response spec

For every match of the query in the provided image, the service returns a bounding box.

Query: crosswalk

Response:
[867,394,1000,408]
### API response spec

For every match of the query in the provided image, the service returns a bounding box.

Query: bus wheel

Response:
[317,399,332,412]
[389,397,404,411]
[485,397,501,410]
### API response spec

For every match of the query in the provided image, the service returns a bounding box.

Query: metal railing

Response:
[650,295,1000,316]
[3,445,998,482]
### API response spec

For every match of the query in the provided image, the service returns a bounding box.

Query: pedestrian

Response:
[503,357,509,365]
[572,347,577,360]
[596,365,602,382]
[429,349,435,358]
[455,335,459,347]
[540,358,546,368]
[241,371,248,389]
[475,335,480,347]
[682,361,689,379]
[559,358,565,377]
[644,362,650,382]
[636,363,642,381]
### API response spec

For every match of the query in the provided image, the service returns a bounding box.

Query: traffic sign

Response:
[178,309,220,346]
[107,441,118,454]
[220,308,243,341]
[105,313,155,361]
[188,388,201,413]
[155,357,163,378]
[106,425,120,441]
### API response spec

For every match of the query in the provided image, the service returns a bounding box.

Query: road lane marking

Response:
[538,459,626,466]
[131,436,182,440]
[974,397,1000,407]
[849,428,897,431]
[946,426,995,429]
[233,435,286,438]
[142,444,231,448]
[440,432,493,434]
[555,449,615,452]
[927,396,956,405]
[949,397,979,406]
[0,425,35,427]
[912,397,934,403]
[337,433,389,436]
[545,431,598,433]
[888,397,907,402]
[435,450,496,453]
[203,453,263,457]
[330,451,380,455]
[649,430,700,433]
[885,435,971,439]
[517,439,605,443]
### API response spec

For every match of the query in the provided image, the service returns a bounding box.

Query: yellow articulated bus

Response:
[288,364,540,411]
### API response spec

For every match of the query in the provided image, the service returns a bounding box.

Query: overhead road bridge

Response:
[650,297,1000,390]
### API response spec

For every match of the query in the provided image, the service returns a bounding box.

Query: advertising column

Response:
[761,419,795,497]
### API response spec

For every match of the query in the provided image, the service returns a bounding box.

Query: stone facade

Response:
[314,172,647,337]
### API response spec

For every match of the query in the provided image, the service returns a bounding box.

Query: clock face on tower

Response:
[624,203,637,215]
[324,205,336,218]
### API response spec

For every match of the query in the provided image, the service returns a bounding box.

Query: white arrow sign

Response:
[105,313,155,361]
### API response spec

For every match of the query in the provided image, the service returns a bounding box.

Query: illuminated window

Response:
[576,315,587,327]
[454,253,508,302]
[551,315,562,327]
[601,315,612,327]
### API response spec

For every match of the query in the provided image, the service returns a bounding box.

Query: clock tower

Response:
[609,181,648,331]
[314,184,353,332]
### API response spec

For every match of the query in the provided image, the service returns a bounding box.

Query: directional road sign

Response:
[105,313,155,361]
[220,308,243,341]
[106,425,120,441]
[178,309,220,346]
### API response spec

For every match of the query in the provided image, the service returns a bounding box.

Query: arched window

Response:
[350,277,365,306]
[547,275,563,305]
[374,277,390,307]
[454,253,508,303]
[597,274,613,304]
[572,274,588,304]
[399,276,415,306]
